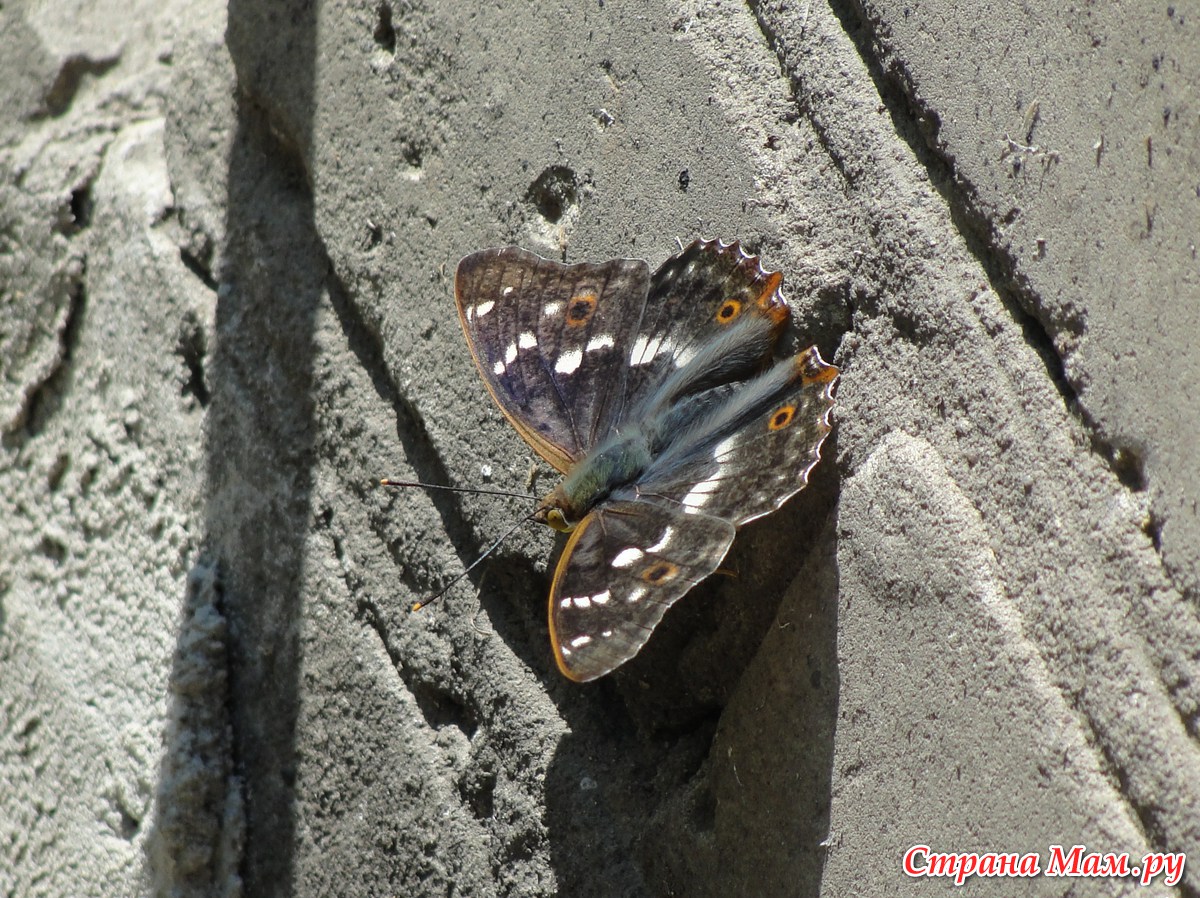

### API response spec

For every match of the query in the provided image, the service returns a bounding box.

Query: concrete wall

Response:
[1,1,1196,895]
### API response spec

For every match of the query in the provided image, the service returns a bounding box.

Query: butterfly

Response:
[454,239,838,682]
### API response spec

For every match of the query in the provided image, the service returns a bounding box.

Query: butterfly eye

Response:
[641,560,680,584]
[715,298,742,323]
[769,404,796,431]
[565,293,598,327]
[545,508,572,532]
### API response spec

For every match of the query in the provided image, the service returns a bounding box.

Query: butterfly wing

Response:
[617,239,791,418]
[548,501,736,682]
[637,346,838,527]
[456,247,650,472]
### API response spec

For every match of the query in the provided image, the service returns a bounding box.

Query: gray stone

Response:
[1,1,1195,896]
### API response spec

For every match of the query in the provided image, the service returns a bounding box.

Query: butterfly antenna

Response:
[411,512,537,612]
[381,478,539,502]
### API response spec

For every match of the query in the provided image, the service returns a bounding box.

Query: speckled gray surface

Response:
[1,1,1196,896]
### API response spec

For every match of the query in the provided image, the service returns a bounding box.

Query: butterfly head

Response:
[532,485,581,533]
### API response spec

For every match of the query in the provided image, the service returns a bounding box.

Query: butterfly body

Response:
[541,429,653,530]
[455,240,838,682]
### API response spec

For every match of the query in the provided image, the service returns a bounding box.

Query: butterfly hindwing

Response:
[636,346,838,527]
[618,239,791,416]
[549,501,736,682]
[456,247,651,472]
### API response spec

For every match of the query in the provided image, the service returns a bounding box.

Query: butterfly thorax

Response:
[534,429,653,532]
[533,378,758,533]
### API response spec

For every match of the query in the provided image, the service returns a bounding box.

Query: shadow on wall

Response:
[541,449,842,898]
[150,1,322,894]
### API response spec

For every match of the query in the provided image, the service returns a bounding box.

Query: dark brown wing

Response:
[548,500,736,682]
[616,239,790,421]
[456,247,650,472]
[635,347,838,526]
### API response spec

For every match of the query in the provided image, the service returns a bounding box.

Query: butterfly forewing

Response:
[636,347,838,527]
[549,501,736,682]
[456,247,651,472]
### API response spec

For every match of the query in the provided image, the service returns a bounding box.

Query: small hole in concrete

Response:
[525,166,579,224]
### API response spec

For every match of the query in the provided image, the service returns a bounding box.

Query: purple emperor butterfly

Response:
[455,239,838,682]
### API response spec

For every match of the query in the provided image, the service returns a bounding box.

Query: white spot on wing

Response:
[570,635,593,648]
[631,334,679,367]
[518,332,537,350]
[504,342,518,365]
[681,478,719,512]
[493,359,506,375]
[646,528,675,553]
[612,547,644,568]
[474,300,495,318]
[543,301,563,317]
[560,598,573,609]
[713,434,739,459]
[630,334,654,366]
[572,595,591,609]
[502,286,514,296]
[555,348,583,375]
[625,586,646,604]
[591,590,611,605]
[586,334,615,352]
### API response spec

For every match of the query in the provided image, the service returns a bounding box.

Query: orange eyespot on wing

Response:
[565,292,598,327]
[640,560,680,583]
[716,298,742,323]
[768,404,796,430]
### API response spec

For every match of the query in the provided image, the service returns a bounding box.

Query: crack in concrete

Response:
[752,0,1154,510]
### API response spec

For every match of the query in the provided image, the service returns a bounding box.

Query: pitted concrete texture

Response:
[1,1,1196,896]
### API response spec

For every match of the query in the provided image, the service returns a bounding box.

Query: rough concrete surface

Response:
[1,0,1197,896]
